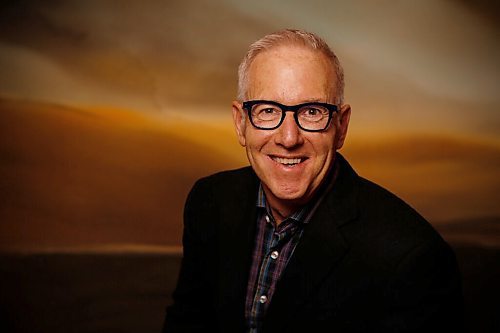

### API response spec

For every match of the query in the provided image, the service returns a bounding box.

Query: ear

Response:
[232,101,247,147]
[335,104,351,150]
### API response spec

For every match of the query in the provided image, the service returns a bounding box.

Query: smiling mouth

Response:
[271,156,307,167]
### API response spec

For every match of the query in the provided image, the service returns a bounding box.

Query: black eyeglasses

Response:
[242,100,338,132]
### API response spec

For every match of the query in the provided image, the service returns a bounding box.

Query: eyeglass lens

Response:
[250,102,331,131]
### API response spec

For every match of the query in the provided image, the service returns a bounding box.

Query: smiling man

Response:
[233,40,349,224]
[163,29,464,333]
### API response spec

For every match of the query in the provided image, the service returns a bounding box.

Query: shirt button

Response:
[265,215,270,223]
[259,295,268,304]
[270,250,279,259]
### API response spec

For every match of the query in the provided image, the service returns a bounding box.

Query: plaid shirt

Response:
[245,161,339,332]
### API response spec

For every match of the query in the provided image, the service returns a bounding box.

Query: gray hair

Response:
[237,29,345,104]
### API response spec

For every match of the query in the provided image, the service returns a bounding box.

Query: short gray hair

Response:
[237,29,345,104]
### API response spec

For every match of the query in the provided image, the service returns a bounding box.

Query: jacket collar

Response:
[216,167,260,330]
[263,153,360,331]
[216,154,360,331]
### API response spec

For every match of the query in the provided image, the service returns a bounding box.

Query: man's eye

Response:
[256,107,280,116]
[302,108,325,117]
[262,108,277,114]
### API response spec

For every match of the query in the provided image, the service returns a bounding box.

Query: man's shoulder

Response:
[358,176,423,215]
[336,154,427,225]
[355,175,428,228]
[196,166,256,188]
[190,166,258,200]
[183,166,257,227]
[344,171,449,263]
[335,156,446,256]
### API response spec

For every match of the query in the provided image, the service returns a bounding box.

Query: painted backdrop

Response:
[0,1,498,332]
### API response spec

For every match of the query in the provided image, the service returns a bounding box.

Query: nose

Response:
[274,112,304,148]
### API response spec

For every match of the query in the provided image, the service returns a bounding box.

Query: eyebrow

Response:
[301,98,326,103]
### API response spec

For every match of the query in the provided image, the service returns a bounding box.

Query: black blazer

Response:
[163,154,464,332]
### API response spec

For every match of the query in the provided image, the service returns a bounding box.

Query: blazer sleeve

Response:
[162,178,217,332]
[379,236,466,332]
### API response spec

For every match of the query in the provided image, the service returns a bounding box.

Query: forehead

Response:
[247,45,336,103]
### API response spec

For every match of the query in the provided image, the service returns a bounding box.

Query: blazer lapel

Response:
[264,155,359,331]
[216,168,259,328]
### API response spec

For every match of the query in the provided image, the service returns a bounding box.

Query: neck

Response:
[262,187,302,226]
[269,206,292,226]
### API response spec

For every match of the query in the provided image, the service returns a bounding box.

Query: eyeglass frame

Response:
[241,100,338,132]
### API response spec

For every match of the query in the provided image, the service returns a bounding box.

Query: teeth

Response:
[273,157,302,165]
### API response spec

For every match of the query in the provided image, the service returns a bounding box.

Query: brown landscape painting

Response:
[0,1,499,332]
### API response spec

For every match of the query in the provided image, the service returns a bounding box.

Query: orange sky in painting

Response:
[0,98,498,252]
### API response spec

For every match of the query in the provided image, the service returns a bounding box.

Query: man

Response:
[163,29,464,332]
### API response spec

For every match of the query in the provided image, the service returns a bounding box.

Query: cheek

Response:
[307,132,336,155]
[313,144,335,169]
[245,129,273,151]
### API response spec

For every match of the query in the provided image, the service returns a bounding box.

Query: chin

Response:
[270,182,308,202]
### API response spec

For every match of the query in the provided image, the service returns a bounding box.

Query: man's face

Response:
[233,45,350,208]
